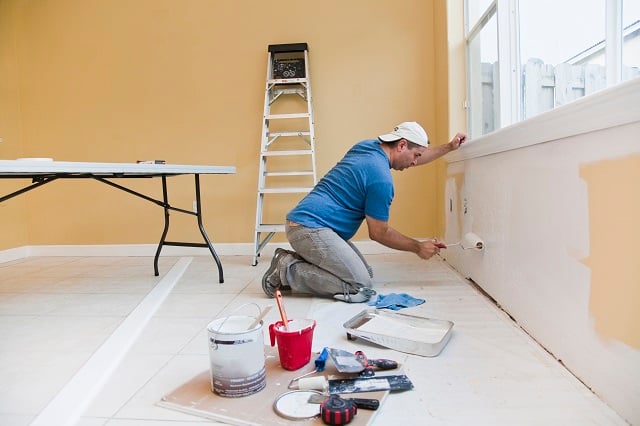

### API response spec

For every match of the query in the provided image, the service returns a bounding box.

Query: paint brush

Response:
[275,290,289,330]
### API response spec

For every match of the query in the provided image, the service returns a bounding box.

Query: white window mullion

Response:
[606,0,623,86]
[496,0,520,127]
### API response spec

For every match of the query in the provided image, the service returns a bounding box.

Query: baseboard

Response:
[0,240,398,263]
[0,246,31,264]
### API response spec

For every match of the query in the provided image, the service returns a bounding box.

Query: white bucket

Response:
[207,312,266,397]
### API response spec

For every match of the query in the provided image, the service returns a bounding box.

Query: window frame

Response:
[447,75,639,162]
[464,0,630,138]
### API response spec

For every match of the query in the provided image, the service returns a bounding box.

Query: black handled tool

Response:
[346,398,379,410]
[308,393,379,410]
[328,375,413,394]
[355,350,398,377]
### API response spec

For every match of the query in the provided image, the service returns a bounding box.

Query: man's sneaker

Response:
[261,248,289,298]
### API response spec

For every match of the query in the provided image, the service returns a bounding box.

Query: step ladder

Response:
[253,43,317,265]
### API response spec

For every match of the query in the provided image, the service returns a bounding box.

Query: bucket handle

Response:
[210,303,263,350]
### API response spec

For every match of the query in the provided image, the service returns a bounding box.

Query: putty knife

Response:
[327,348,366,373]
[327,347,399,374]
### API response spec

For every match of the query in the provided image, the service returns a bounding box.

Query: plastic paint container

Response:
[269,318,316,371]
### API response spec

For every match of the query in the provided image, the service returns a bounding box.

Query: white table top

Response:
[0,159,236,176]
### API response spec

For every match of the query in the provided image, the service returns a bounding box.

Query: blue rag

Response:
[367,293,425,310]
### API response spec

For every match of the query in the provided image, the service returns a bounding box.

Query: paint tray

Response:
[343,308,453,357]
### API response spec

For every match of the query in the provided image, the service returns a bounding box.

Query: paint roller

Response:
[445,232,484,250]
[297,376,329,391]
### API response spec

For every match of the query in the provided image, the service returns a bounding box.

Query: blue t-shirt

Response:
[287,139,394,240]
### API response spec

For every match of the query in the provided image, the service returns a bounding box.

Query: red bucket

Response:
[269,319,316,371]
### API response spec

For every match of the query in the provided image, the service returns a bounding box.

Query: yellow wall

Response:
[0,0,28,249]
[434,0,466,238]
[1,0,457,249]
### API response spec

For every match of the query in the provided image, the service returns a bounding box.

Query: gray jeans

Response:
[283,223,374,297]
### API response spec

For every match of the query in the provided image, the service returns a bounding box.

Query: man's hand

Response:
[415,132,468,166]
[416,239,446,260]
[448,133,467,151]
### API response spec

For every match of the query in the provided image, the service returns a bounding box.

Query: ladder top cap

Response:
[268,43,308,53]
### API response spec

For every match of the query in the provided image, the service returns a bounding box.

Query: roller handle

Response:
[315,347,329,372]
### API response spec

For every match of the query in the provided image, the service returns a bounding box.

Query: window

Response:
[467,9,498,136]
[467,0,495,27]
[623,0,640,77]
[465,0,640,139]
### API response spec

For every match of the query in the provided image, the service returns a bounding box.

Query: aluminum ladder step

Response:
[264,170,314,177]
[266,113,311,120]
[259,187,313,194]
[268,78,308,85]
[261,149,313,157]
[268,131,311,137]
[269,82,308,90]
[256,224,286,233]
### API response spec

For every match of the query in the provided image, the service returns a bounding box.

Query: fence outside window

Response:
[466,0,640,138]
[480,59,640,133]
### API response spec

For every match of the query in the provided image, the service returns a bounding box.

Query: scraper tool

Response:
[327,348,365,373]
[327,348,398,374]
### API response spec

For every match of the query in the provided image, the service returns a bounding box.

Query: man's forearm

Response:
[366,216,441,260]
[416,142,454,165]
[371,226,421,254]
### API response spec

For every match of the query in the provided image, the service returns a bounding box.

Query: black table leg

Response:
[154,176,170,276]
[153,175,224,283]
[194,174,224,283]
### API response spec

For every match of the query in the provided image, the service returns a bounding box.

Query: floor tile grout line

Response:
[30,257,193,426]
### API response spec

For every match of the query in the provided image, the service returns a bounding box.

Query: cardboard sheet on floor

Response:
[158,347,388,425]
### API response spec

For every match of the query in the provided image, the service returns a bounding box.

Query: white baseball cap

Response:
[378,121,429,147]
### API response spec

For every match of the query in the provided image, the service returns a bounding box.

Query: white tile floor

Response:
[0,253,627,426]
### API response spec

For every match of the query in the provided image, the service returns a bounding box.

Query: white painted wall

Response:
[443,78,640,424]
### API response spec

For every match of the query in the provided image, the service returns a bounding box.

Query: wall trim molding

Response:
[446,77,640,162]
[0,246,31,264]
[0,241,398,263]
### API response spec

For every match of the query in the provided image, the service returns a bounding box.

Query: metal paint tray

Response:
[343,308,454,357]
